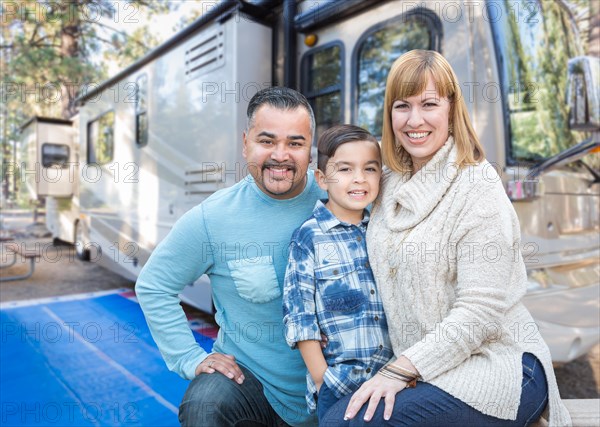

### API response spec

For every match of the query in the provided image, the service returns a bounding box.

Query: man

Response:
[136,87,322,426]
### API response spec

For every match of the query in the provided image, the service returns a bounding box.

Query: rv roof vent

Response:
[185,25,225,82]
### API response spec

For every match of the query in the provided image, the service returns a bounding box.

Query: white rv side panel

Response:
[78,12,272,311]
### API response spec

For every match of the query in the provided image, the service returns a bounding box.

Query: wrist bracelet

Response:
[377,366,418,388]
[385,363,419,379]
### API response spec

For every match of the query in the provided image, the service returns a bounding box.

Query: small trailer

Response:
[18,116,80,245]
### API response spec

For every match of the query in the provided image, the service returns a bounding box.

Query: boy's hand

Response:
[320,333,328,349]
[195,353,245,384]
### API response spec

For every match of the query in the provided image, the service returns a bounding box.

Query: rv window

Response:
[490,0,591,163]
[355,14,435,137]
[137,112,148,147]
[87,111,115,165]
[301,42,343,141]
[41,143,70,168]
[135,74,148,147]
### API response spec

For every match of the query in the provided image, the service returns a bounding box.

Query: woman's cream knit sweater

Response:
[367,139,571,426]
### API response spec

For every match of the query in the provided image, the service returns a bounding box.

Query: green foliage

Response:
[503,0,592,162]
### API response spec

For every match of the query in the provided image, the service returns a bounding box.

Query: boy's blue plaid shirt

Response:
[283,200,394,413]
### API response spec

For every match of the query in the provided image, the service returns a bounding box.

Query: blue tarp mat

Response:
[1,291,215,426]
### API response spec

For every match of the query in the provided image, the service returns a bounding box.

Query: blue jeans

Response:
[318,383,341,424]
[179,364,290,427]
[320,353,548,426]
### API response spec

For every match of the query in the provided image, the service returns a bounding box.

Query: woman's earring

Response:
[449,123,454,135]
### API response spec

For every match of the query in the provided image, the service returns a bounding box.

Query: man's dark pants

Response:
[179,365,291,427]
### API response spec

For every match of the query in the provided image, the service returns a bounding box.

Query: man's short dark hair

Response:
[246,87,315,136]
[317,124,380,172]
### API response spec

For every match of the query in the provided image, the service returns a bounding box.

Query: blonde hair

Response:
[381,50,484,172]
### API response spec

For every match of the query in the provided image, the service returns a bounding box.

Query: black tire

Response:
[75,221,91,261]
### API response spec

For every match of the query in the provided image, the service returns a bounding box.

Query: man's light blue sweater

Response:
[136,172,322,426]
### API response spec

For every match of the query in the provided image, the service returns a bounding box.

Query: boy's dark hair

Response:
[246,87,315,136]
[317,124,380,172]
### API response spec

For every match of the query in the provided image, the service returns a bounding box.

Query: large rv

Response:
[21,0,599,363]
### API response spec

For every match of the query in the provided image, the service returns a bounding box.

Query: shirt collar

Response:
[379,137,458,231]
[313,199,370,233]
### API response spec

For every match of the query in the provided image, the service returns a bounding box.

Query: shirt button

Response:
[333,269,339,275]
[374,316,379,321]
[357,236,362,242]
[366,368,372,373]
[370,289,375,295]
[365,262,370,268]
[379,344,383,350]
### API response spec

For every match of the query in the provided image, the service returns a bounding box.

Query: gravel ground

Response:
[1,210,598,399]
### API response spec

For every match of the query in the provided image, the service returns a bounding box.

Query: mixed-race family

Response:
[136,50,572,426]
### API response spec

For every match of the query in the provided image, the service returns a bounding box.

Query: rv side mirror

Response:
[567,56,600,132]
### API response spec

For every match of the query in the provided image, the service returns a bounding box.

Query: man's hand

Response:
[195,353,245,384]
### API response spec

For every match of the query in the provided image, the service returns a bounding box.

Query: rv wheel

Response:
[75,222,91,261]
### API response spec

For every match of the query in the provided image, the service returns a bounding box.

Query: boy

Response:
[283,124,394,422]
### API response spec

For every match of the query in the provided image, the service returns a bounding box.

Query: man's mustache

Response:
[261,161,297,172]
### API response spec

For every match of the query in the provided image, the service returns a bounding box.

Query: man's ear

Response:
[315,168,328,192]
[242,131,248,158]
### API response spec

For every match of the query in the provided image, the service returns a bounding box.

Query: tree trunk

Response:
[60,2,81,119]
[589,0,599,57]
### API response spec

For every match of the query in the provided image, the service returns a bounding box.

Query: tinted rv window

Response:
[356,14,435,137]
[490,0,590,163]
[302,42,343,141]
[136,74,148,147]
[41,143,70,168]
[87,111,115,165]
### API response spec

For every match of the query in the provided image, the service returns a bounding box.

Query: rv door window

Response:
[135,74,148,147]
[41,143,70,168]
[87,111,115,165]
[355,13,437,137]
[490,0,591,164]
[301,42,343,141]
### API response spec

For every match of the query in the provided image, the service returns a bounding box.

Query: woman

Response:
[321,50,571,426]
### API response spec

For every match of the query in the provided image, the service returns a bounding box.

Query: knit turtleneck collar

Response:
[378,137,458,231]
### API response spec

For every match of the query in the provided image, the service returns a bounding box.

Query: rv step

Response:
[532,399,600,427]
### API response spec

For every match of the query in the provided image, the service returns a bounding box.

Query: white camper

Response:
[18,117,80,243]
[26,0,600,362]
[20,117,74,200]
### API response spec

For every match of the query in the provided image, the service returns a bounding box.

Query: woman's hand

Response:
[344,373,407,422]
